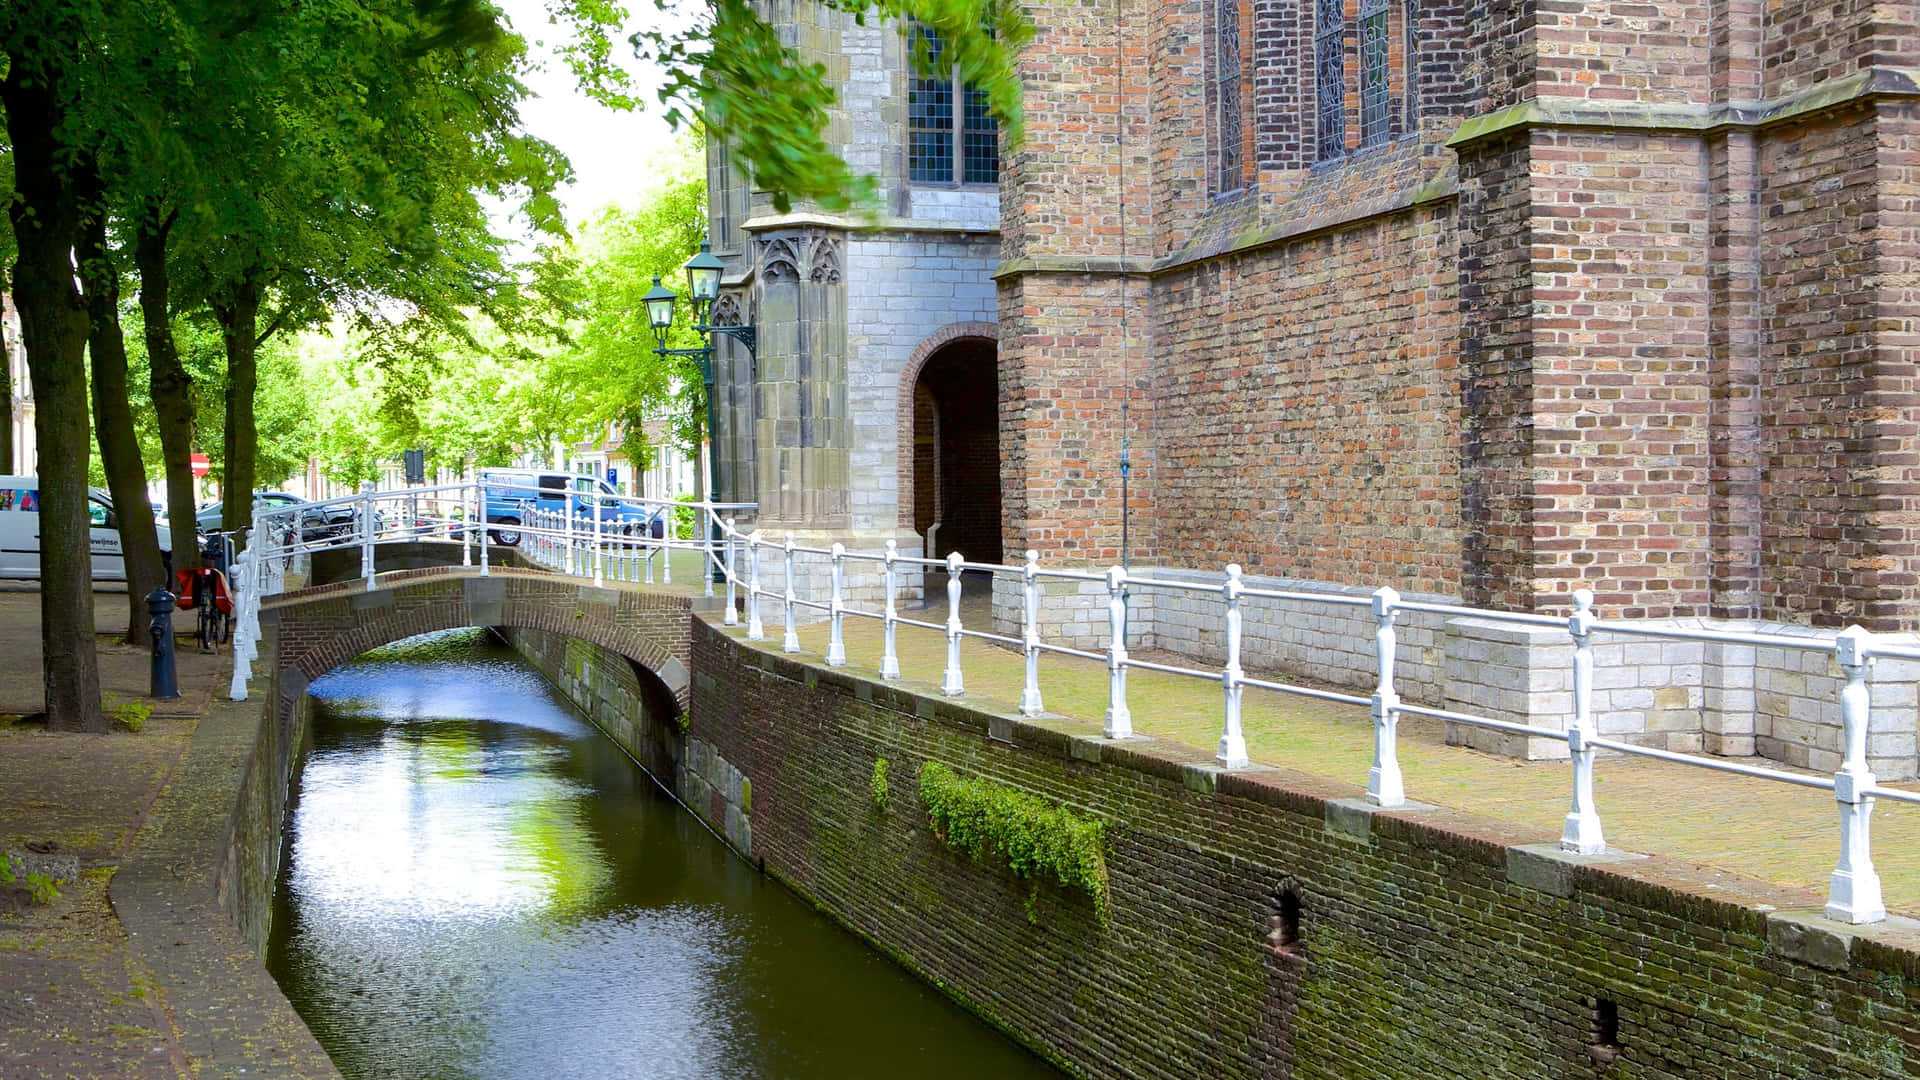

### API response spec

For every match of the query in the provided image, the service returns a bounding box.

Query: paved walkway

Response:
[788,588,1920,917]
[0,586,327,1079]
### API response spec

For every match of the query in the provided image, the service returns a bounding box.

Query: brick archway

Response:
[265,569,695,711]
[896,322,998,537]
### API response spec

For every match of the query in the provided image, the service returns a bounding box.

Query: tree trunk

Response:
[212,275,261,534]
[77,171,168,646]
[137,216,201,571]
[3,52,104,732]
[0,267,15,476]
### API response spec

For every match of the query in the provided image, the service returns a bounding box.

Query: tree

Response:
[2,1,104,730]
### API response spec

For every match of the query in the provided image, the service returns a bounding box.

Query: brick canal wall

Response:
[664,615,1920,1080]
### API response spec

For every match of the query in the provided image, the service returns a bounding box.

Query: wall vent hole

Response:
[1270,888,1302,952]
[1589,998,1620,1066]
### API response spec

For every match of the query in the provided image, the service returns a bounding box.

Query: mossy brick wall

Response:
[688,615,1920,1080]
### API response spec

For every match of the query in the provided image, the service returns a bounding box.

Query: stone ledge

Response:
[1506,842,1650,899]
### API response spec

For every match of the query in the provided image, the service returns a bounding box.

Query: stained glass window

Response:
[1213,0,1244,193]
[1315,0,1346,161]
[908,23,999,185]
[1360,0,1390,147]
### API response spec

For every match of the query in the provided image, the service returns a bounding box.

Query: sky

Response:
[494,0,690,230]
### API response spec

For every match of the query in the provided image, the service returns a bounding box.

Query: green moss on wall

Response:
[917,761,1108,920]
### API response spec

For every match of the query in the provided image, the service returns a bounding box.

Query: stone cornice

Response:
[991,255,1156,280]
[1447,66,1920,149]
[741,210,998,236]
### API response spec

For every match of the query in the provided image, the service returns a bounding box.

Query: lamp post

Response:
[645,240,756,582]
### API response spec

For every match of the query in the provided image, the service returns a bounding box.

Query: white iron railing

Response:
[221,485,1918,926]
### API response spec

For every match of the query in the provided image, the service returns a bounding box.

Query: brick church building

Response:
[704,0,1920,767]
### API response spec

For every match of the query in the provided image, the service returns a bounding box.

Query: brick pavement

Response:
[0,586,332,1079]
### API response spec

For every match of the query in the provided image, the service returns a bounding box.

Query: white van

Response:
[0,476,174,582]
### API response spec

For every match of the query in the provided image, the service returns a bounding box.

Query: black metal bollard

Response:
[147,586,180,701]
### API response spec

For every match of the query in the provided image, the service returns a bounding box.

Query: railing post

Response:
[1218,564,1249,768]
[645,514,657,584]
[462,483,473,567]
[1020,550,1043,716]
[880,540,901,679]
[1104,565,1131,738]
[477,481,489,577]
[1560,589,1605,854]
[723,518,739,626]
[1366,585,1403,804]
[747,531,766,640]
[942,551,965,695]
[360,481,376,588]
[703,506,715,599]
[564,508,577,576]
[1828,626,1887,923]
[781,533,800,653]
[228,550,253,702]
[826,543,848,665]
[592,495,604,586]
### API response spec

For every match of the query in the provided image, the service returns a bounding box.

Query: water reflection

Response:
[267,629,1062,1080]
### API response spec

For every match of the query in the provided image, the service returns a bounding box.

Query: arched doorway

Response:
[910,337,1001,564]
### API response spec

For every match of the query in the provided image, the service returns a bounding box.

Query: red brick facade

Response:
[996,0,1920,628]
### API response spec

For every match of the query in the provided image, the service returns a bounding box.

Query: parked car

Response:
[0,476,175,583]
[196,492,357,542]
[479,469,666,546]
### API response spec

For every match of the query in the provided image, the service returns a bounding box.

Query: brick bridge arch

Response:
[263,568,696,710]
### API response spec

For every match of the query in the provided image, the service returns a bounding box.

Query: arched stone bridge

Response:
[260,565,708,710]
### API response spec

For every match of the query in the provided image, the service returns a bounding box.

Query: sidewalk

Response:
[0,586,323,1079]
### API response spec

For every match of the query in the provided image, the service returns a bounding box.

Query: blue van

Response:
[479,469,664,546]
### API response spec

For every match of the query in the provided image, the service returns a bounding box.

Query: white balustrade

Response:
[225,484,1920,926]
[1218,564,1248,769]
[942,551,965,696]
[880,541,901,679]
[1103,566,1131,739]
[1561,590,1605,855]
[827,543,847,666]
[1365,585,1402,805]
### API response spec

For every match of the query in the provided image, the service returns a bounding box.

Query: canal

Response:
[265,629,1064,1080]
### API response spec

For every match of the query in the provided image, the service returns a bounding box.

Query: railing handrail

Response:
[224,485,1914,927]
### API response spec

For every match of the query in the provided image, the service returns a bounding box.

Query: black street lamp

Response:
[645,239,756,580]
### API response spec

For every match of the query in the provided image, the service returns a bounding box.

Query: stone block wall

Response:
[688,617,1920,1080]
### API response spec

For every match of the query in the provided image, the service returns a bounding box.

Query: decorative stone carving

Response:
[711,292,745,328]
[755,229,844,285]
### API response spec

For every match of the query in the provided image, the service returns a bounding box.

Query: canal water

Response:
[265,629,1063,1080]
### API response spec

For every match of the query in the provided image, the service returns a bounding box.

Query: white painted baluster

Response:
[360,482,376,588]
[941,551,965,695]
[228,549,253,701]
[826,543,848,665]
[1218,565,1249,768]
[1366,585,1403,804]
[1020,550,1043,716]
[592,495,604,586]
[747,532,766,640]
[477,481,488,577]
[663,518,673,585]
[703,506,715,598]
[1828,626,1887,923]
[1103,566,1131,739]
[880,541,901,679]
[781,533,800,653]
[564,508,577,576]
[645,515,657,584]
[1560,589,1605,854]
[723,518,738,625]
[462,482,472,566]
